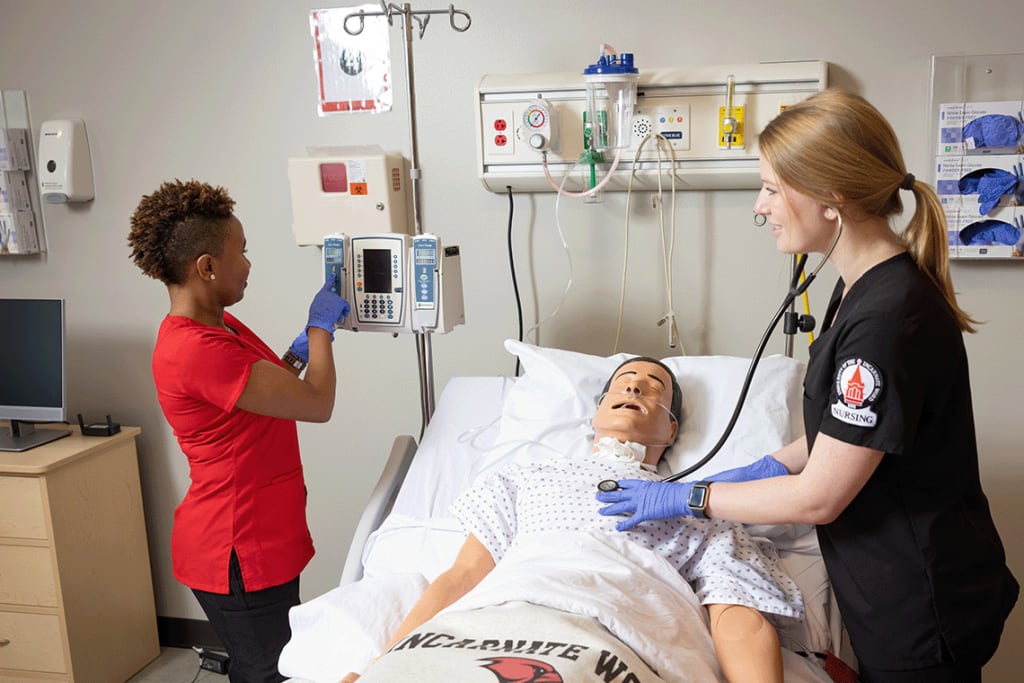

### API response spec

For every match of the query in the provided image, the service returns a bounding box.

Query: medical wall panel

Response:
[475,60,828,192]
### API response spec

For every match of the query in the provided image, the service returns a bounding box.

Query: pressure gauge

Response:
[524,105,547,129]
[522,100,559,152]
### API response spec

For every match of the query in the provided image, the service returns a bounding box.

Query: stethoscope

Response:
[597,211,843,492]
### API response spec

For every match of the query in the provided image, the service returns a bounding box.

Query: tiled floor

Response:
[127,646,228,682]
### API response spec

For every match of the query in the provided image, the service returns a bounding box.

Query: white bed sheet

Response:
[282,351,842,682]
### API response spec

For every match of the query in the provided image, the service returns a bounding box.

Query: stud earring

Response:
[210,274,216,281]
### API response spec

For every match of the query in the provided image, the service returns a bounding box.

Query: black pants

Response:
[192,550,300,683]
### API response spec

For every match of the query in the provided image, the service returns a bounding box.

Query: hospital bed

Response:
[280,340,852,683]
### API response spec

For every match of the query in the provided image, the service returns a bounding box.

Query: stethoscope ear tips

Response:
[753,213,767,227]
[597,479,621,492]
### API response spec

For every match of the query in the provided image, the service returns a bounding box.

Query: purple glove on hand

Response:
[288,330,310,363]
[705,454,788,483]
[596,479,694,531]
[306,275,350,340]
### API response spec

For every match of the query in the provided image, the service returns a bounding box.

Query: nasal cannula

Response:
[598,216,844,491]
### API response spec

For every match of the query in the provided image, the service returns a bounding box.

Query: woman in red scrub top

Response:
[128,179,350,682]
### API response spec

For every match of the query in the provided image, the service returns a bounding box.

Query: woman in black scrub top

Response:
[596,89,1018,682]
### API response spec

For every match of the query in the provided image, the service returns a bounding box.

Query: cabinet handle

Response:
[0,638,10,646]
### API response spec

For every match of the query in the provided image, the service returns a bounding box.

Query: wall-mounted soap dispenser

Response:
[38,119,93,203]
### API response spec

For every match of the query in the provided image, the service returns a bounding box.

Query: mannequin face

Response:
[754,158,837,255]
[592,360,678,450]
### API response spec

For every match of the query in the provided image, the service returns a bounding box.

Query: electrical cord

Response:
[506,185,524,377]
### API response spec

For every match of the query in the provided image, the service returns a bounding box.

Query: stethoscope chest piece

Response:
[597,479,621,492]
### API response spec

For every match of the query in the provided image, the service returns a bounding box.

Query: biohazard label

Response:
[831,358,882,428]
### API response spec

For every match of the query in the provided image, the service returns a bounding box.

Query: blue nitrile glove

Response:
[959,219,1020,246]
[962,114,1024,150]
[305,276,350,340]
[959,169,1018,215]
[597,479,695,531]
[288,329,310,363]
[704,454,789,484]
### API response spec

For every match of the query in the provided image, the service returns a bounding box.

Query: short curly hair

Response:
[128,179,236,285]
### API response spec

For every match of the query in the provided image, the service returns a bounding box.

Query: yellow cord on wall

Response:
[797,258,815,345]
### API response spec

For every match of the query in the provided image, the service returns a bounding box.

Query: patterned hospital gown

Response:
[451,454,803,621]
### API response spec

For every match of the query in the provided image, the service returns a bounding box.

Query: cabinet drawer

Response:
[0,477,47,540]
[0,546,57,607]
[0,610,67,673]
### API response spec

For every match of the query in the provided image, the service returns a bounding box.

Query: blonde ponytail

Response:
[902,180,978,332]
[759,89,977,333]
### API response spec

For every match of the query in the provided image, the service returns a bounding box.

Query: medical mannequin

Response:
[597,91,1019,683]
[128,180,350,682]
[342,358,800,683]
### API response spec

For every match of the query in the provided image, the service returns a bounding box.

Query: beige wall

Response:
[1,0,1020,677]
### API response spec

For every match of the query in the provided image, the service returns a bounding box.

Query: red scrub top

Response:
[153,312,314,593]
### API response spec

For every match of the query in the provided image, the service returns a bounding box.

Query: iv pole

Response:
[343,3,471,433]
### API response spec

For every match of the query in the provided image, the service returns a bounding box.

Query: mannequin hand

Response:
[705,454,788,483]
[306,276,350,338]
[596,479,694,531]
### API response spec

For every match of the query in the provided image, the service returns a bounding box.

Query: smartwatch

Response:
[282,350,308,372]
[688,481,711,519]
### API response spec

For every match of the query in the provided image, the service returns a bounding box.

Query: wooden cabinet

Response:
[0,427,159,682]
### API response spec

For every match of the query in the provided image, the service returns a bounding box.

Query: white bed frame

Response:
[340,434,417,585]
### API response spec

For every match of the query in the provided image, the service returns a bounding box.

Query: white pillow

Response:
[489,339,805,479]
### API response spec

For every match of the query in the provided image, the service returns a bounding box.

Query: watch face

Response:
[688,484,708,509]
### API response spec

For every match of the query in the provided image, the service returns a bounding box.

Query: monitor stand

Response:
[0,420,72,452]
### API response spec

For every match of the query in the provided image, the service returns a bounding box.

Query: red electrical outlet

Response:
[494,134,508,146]
[494,118,508,131]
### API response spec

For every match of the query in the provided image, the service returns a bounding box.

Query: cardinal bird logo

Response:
[478,656,564,683]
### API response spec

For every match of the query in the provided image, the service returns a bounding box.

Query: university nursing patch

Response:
[831,358,882,428]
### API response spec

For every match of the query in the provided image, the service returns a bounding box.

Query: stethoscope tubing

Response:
[661,220,842,483]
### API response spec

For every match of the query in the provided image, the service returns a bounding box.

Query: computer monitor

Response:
[0,298,71,452]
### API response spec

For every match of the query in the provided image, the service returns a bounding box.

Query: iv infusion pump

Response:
[323,232,465,334]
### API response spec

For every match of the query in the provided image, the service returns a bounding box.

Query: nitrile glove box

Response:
[937,101,1024,155]
[944,203,1021,259]
[0,128,31,171]
[934,153,1022,203]
[0,210,40,254]
[0,171,31,212]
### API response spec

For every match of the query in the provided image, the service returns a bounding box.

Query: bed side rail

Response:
[339,434,418,585]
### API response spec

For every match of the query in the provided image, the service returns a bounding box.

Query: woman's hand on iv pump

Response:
[306,275,351,339]
[597,479,695,531]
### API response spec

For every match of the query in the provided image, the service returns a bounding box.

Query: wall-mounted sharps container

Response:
[582,47,639,155]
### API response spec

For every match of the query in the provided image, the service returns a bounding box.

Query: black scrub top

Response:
[804,253,1017,671]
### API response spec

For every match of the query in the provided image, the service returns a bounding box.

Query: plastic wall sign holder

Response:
[475,60,828,193]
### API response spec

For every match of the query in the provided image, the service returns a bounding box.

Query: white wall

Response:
[1,0,1020,677]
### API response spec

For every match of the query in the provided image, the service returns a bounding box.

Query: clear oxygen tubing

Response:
[541,149,625,198]
[525,159,579,344]
[614,132,682,354]
[662,216,843,483]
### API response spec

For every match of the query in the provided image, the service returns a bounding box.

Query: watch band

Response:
[689,480,711,519]
[282,350,307,371]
